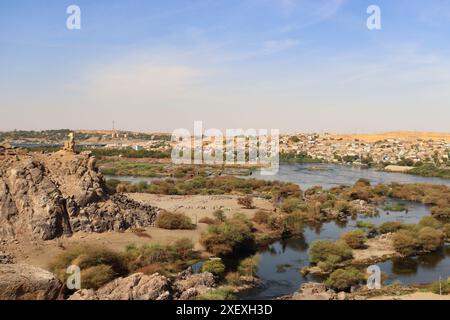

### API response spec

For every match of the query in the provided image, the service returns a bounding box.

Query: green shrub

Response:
[325,267,364,291]
[201,259,226,277]
[155,211,196,230]
[418,227,445,252]
[281,197,301,213]
[282,211,305,234]
[383,202,407,212]
[430,280,450,295]
[418,216,442,229]
[197,286,236,300]
[378,221,404,234]
[213,209,226,222]
[200,213,255,256]
[341,229,367,249]
[125,239,196,271]
[392,230,420,256]
[237,256,260,277]
[354,178,371,188]
[356,220,375,230]
[309,240,353,271]
[237,195,255,209]
[253,210,271,224]
[105,179,121,194]
[443,224,450,240]
[80,265,116,290]
[49,246,128,289]
[334,200,350,213]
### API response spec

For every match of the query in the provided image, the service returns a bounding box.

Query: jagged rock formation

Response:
[0,148,159,240]
[69,269,215,300]
[0,264,63,300]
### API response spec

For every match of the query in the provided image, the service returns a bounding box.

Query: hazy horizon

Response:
[1,0,450,133]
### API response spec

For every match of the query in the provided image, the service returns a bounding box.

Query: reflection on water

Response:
[379,246,450,285]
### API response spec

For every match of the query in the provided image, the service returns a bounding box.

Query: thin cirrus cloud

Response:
[1,0,450,132]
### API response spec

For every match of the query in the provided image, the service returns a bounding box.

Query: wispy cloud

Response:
[276,0,345,32]
[262,38,299,54]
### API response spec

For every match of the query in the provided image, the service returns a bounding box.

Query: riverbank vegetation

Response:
[308,240,353,272]
[112,174,450,226]
[409,163,450,180]
[383,202,407,212]
[49,240,200,291]
[99,159,255,178]
[280,152,323,164]
[109,175,301,199]
[325,267,365,291]
[200,213,256,256]
[341,230,367,249]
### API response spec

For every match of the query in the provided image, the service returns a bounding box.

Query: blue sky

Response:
[1,0,450,133]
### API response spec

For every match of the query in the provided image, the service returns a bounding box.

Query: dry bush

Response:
[237,195,255,209]
[155,211,196,230]
[341,229,367,249]
[252,210,271,224]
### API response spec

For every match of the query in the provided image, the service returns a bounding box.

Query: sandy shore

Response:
[7,194,274,269]
[126,193,274,222]
[370,292,450,300]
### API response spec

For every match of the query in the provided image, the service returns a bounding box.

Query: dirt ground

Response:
[7,194,274,270]
[352,235,397,264]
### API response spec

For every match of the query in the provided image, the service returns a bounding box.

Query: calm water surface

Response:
[241,164,450,300]
[109,164,450,300]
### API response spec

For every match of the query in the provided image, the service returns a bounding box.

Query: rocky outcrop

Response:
[69,269,215,300]
[69,273,171,300]
[173,269,215,300]
[289,283,337,300]
[0,251,15,264]
[0,150,159,240]
[284,282,367,301]
[0,264,63,300]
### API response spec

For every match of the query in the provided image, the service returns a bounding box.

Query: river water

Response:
[240,164,450,299]
[108,163,450,300]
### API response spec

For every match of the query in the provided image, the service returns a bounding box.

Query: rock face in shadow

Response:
[0,149,159,240]
[0,264,63,300]
[69,269,216,300]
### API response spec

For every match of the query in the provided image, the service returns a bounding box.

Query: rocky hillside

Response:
[69,268,215,300]
[0,147,159,240]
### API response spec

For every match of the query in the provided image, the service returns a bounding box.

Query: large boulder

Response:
[69,270,216,300]
[173,270,215,300]
[0,151,159,240]
[290,282,336,300]
[69,273,171,300]
[0,264,63,300]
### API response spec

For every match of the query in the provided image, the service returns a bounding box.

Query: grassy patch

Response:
[383,202,407,212]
